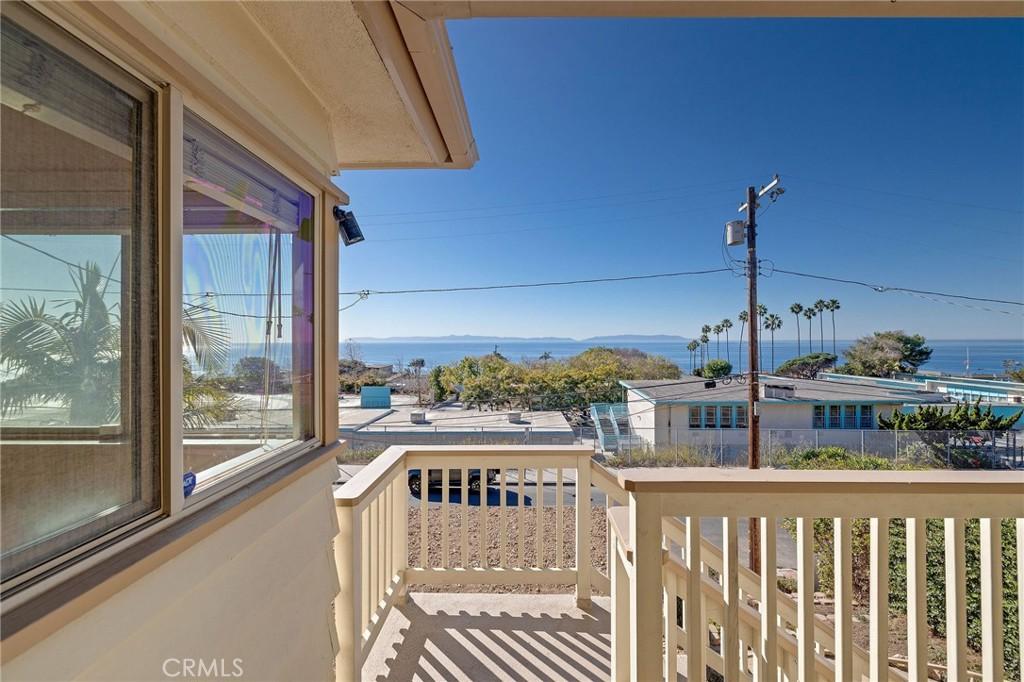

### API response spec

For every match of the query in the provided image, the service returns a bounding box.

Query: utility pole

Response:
[729,174,782,573]
[745,185,762,573]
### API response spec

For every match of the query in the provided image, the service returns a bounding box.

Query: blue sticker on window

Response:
[183,471,197,498]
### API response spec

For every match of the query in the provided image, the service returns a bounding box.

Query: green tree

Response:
[838,330,933,377]
[2,261,234,427]
[712,324,723,359]
[230,356,289,393]
[1,263,121,424]
[763,313,783,372]
[699,333,710,369]
[1003,360,1024,382]
[428,366,446,402]
[686,340,700,374]
[756,303,768,369]
[789,303,804,355]
[701,358,732,379]
[775,352,837,379]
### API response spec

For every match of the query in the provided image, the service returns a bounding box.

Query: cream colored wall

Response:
[760,403,815,430]
[3,459,340,682]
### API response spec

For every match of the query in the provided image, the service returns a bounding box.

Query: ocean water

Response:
[348,338,1023,376]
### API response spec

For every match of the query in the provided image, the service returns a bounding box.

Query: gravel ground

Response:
[406,505,608,594]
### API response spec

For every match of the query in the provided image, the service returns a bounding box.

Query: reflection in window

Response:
[688,406,700,428]
[181,111,315,490]
[703,405,717,429]
[0,7,159,581]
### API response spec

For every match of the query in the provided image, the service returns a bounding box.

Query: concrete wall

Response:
[3,459,340,682]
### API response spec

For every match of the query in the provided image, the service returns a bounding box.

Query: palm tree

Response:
[736,311,748,373]
[720,318,733,365]
[2,261,232,427]
[824,299,840,357]
[699,333,710,369]
[803,307,817,351]
[712,324,723,359]
[764,313,783,372]
[539,351,553,365]
[756,304,768,371]
[789,303,804,355]
[814,300,827,353]
[686,340,699,374]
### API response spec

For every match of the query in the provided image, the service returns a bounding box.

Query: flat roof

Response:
[361,404,572,432]
[621,375,946,405]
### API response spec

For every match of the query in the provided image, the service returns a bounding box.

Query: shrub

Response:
[701,359,732,379]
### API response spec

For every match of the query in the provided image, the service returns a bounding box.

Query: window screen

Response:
[0,6,159,583]
[181,110,316,491]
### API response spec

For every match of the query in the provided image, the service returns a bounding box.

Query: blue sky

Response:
[336,18,1023,341]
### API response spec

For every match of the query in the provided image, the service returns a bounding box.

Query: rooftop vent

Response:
[762,383,796,400]
[410,411,427,424]
[507,412,522,424]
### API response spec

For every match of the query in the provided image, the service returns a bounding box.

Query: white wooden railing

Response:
[333,445,595,682]
[609,468,1023,682]
[334,446,1022,682]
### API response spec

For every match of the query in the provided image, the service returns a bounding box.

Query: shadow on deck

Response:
[363,593,612,681]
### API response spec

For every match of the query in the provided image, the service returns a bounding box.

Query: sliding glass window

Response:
[181,111,315,492]
[0,6,159,583]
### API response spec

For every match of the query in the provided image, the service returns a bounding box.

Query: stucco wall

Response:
[3,459,340,682]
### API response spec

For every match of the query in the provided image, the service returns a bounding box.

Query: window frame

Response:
[720,406,734,428]
[688,406,701,429]
[735,405,747,429]
[813,405,825,429]
[859,404,875,429]
[0,2,328,601]
[703,405,717,429]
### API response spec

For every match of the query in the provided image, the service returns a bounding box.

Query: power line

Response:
[771,268,1023,307]
[1,235,122,285]
[339,268,732,297]
[361,187,741,227]
[362,204,724,243]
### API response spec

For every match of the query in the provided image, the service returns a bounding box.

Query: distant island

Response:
[346,334,690,344]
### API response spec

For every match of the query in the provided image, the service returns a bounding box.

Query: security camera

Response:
[334,206,364,246]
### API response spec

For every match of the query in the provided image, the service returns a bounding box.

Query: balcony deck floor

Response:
[362,592,615,681]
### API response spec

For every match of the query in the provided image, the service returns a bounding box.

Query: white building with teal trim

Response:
[616,375,947,452]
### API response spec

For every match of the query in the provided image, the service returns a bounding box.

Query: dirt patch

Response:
[406,505,608,594]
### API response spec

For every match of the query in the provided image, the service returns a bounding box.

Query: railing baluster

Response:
[722,516,740,681]
[556,467,564,569]
[575,454,591,606]
[370,497,378,608]
[461,467,469,568]
[870,517,890,682]
[361,506,370,629]
[834,517,854,682]
[518,467,525,567]
[335,503,362,682]
[798,516,817,682]
[980,517,1004,682]
[392,473,407,602]
[536,467,544,567]
[499,468,508,568]
[441,468,450,569]
[663,554,679,682]
[907,517,928,681]
[944,518,967,682]
[384,483,391,591]
[420,468,428,568]
[760,516,778,681]
[685,515,705,682]
[479,465,488,568]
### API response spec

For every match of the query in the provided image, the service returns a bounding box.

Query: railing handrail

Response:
[334,445,597,509]
[617,466,1024,494]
